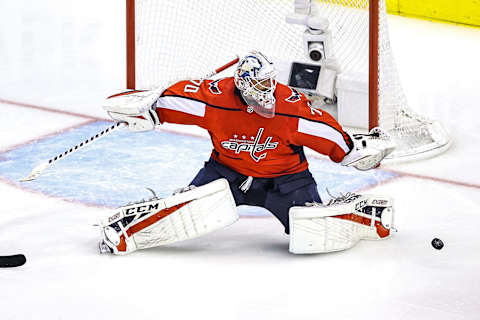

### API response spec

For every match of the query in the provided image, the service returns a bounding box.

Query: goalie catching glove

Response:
[98,178,238,255]
[103,89,162,132]
[341,127,396,170]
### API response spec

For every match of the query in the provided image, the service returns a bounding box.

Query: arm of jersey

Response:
[155,80,211,129]
[291,104,353,163]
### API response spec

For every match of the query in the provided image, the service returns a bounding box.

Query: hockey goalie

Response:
[99,51,396,255]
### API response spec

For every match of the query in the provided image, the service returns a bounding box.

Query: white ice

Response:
[0,1,479,319]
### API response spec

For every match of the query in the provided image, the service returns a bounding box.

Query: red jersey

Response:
[156,77,353,178]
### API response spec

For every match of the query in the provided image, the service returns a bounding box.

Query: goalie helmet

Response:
[234,51,277,118]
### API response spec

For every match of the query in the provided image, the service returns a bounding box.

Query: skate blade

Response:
[98,241,113,254]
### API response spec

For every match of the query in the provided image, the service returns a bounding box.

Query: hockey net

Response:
[127,0,450,161]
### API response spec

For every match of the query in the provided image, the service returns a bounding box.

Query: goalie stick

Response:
[0,254,26,268]
[20,57,240,182]
[21,122,124,181]
[202,56,239,79]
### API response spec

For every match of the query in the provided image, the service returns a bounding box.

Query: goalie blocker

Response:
[99,178,238,255]
[289,193,395,254]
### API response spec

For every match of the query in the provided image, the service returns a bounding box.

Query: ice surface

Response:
[0,1,479,320]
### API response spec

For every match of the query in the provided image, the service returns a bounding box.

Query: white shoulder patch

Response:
[158,96,206,117]
[298,118,350,153]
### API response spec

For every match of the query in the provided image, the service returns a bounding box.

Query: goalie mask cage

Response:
[126,0,451,161]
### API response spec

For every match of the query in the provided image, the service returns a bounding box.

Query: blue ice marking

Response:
[0,121,398,216]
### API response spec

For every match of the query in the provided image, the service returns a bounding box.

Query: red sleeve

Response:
[155,80,210,129]
[290,99,353,163]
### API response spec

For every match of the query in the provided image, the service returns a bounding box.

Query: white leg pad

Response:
[133,182,238,249]
[100,178,238,255]
[289,194,394,254]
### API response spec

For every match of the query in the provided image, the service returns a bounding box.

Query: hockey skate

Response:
[99,240,113,254]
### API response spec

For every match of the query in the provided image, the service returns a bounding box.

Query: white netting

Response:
[376,0,450,159]
[133,0,450,160]
[134,0,304,88]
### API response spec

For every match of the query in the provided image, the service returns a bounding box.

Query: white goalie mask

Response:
[234,51,277,118]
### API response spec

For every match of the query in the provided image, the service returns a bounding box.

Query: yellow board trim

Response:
[315,0,368,9]
[315,0,480,28]
[387,0,480,28]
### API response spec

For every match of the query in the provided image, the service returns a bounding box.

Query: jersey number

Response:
[184,80,202,93]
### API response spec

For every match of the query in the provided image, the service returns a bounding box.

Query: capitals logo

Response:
[221,128,278,162]
[209,79,222,95]
[286,88,302,103]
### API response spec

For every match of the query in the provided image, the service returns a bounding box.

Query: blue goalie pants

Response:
[190,158,322,234]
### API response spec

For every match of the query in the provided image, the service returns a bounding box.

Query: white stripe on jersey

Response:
[298,118,350,153]
[158,96,206,117]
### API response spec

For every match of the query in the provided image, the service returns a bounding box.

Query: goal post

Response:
[126,0,135,89]
[369,0,379,129]
[126,0,451,161]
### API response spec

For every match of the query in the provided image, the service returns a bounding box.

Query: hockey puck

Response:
[431,238,444,250]
[0,254,26,267]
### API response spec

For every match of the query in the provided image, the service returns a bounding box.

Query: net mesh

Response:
[375,0,449,158]
[133,0,449,160]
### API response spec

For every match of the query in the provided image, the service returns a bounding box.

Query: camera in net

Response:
[308,42,325,61]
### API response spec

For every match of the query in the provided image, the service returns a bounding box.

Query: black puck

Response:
[431,238,444,250]
[0,254,26,267]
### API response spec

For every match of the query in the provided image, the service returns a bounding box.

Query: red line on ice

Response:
[0,98,105,121]
[0,119,97,153]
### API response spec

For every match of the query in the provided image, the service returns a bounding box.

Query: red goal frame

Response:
[126,0,380,129]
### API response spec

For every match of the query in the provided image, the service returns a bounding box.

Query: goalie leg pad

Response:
[100,178,238,255]
[289,194,394,254]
